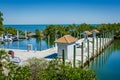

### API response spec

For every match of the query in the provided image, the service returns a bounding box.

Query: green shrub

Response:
[0,56,97,80]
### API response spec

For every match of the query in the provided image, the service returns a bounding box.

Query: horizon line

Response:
[3,22,120,25]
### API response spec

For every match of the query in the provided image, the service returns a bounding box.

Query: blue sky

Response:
[0,0,120,24]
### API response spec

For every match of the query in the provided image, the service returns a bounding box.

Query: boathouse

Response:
[55,35,76,59]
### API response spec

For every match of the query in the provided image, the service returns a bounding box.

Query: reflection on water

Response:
[87,40,120,80]
[0,38,55,51]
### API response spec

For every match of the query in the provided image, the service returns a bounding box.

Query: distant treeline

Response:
[35,23,120,38]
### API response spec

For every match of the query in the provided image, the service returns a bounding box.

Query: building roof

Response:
[55,35,76,43]
[92,29,99,33]
[84,31,92,35]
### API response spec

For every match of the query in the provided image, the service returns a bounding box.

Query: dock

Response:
[4,47,57,65]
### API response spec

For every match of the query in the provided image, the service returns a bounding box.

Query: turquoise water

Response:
[4,24,47,32]
[0,38,54,50]
[89,40,120,80]
[4,24,97,32]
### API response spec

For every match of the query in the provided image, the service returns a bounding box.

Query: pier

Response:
[58,31,114,68]
[5,47,57,65]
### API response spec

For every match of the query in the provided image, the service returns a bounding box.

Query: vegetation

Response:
[0,11,4,35]
[0,49,97,80]
[35,29,43,37]
[43,23,120,39]
[4,27,25,36]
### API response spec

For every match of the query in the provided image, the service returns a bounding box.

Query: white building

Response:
[55,35,76,59]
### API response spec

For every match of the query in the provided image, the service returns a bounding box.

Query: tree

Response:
[0,56,98,80]
[0,11,4,35]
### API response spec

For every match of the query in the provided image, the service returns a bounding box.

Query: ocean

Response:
[4,24,47,32]
[4,24,97,32]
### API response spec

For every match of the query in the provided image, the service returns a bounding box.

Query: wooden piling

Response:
[81,42,84,68]
[102,33,104,51]
[62,50,65,65]
[92,38,94,58]
[87,40,90,62]
[48,35,50,48]
[96,36,98,56]
[73,45,76,67]
[105,33,106,48]
[100,35,101,53]
[40,37,42,51]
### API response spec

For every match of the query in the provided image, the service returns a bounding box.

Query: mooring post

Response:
[112,30,114,41]
[111,32,113,42]
[105,33,106,48]
[110,31,112,42]
[73,45,76,67]
[62,50,65,65]
[96,36,98,55]
[100,35,101,53]
[106,32,108,46]
[92,37,94,58]
[108,32,109,44]
[48,35,50,48]
[87,40,90,62]
[40,37,42,51]
[108,32,110,44]
[108,32,109,45]
[103,33,104,50]
[81,42,84,68]
[110,31,111,42]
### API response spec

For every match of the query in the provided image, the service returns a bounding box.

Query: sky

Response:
[0,0,120,24]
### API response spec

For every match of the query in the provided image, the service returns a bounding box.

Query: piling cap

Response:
[55,35,76,43]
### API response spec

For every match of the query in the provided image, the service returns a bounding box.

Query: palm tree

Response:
[0,11,4,35]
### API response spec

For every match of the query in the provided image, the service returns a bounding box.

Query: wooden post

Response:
[40,37,42,51]
[81,42,84,67]
[73,45,76,67]
[108,32,109,44]
[109,32,111,43]
[112,30,114,41]
[110,31,112,42]
[100,35,101,53]
[87,40,90,62]
[102,33,104,50]
[92,38,94,57]
[105,33,106,48]
[62,50,65,65]
[96,36,98,55]
[106,32,108,46]
[48,35,50,48]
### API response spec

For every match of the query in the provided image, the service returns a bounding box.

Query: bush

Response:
[1,57,97,80]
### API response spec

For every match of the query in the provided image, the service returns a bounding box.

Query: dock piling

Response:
[73,45,76,67]
[62,50,65,65]
[81,42,84,68]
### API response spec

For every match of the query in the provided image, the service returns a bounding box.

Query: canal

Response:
[88,40,120,80]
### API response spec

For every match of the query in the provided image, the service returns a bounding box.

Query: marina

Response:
[1,0,120,79]
[0,29,114,67]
